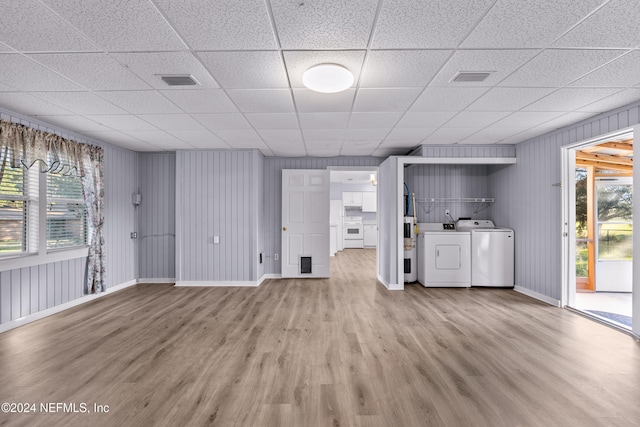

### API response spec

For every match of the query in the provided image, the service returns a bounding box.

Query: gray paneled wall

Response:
[138,153,176,279]
[176,150,261,282]
[0,108,139,326]
[411,144,516,158]
[0,258,86,323]
[405,164,490,223]
[489,100,640,301]
[103,144,139,287]
[377,156,399,286]
[262,156,383,275]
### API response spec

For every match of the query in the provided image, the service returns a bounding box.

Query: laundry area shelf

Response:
[416,197,495,214]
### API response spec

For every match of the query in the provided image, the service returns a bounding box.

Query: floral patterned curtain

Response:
[0,119,106,293]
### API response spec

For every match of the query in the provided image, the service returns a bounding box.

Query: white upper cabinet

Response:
[342,191,363,207]
[362,192,376,212]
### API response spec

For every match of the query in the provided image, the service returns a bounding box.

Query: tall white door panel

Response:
[282,170,330,278]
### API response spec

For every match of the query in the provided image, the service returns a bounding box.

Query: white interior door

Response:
[282,169,330,278]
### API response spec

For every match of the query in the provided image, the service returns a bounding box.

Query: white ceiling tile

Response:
[29,53,150,90]
[271,0,377,49]
[213,129,263,143]
[85,114,158,131]
[0,43,14,52]
[348,112,404,129]
[396,111,457,128]
[283,51,365,88]
[522,88,621,112]
[299,113,350,129]
[570,51,640,87]
[161,90,237,113]
[442,111,511,128]
[0,82,16,91]
[139,114,205,131]
[360,50,452,88]
[34,115,109,132]
[245,113,299,129]
[197,51,288,89]
[353,88,422,112]
[379,139,417,148]
[226,140,270,150]
[271,148,307,157]
[31,91,126,115]
[192,113,252,131]
[491,112,566,129]
[0,0,97,52]
[292,89,355,113]
[227,89,294,113]
[95,91,181,114]
[462,0,603,48]
[467,87,556,111]
[422,127,479,144]
[121,130,184,146]
[345,129,389,140]
[83,130,160,151]
[342,139,381,149]
[430,50,540,87]
[110,52,219,90]
[385,128,435,142]
[0,92,73,116]
[373,0,495,48]
[0,54,81,91]
[257,129,304,143]
[554,0,640,48]
[340,147,376,156]
[532,112,598,132]
[154,0,276,50]
[39,0,185,51]
[302,129,345,142]
[411,87,489,111]
[577,88,640,113]
[460,127,522,143]
[306,148,342,157]
[166,130,229,149]
[499,49,626,87]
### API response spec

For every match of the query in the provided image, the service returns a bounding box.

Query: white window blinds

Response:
[46,169,86,250]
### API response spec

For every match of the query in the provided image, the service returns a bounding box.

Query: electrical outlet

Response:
[130,232,138,239]
[445,209,450,216]
[213,235,220,244]
[274,253,279,261]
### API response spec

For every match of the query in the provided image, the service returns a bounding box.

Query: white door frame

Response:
[327,166,379,276]
[560,126,638,335]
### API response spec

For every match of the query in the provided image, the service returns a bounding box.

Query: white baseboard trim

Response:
[137,278,175,284]
[514,285,561,307]
[377,274,404,291]
[0,279,138,334]
[258,274,281,285]
[175,280,259,287]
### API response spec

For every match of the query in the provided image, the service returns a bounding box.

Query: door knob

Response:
[283,226,287,231]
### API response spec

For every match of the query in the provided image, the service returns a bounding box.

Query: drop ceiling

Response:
[1,0,639,157]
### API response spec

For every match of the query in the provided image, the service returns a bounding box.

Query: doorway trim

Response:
[560,126,636,332]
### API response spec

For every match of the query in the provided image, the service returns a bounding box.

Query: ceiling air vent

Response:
[450,72,492,83]
[159,74,199,86]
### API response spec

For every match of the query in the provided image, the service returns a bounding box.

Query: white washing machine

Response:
[417,223,470,287]
[456,220,514,287]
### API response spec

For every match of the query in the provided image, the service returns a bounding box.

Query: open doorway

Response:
[328,167,378,276]
[563,132,634,331]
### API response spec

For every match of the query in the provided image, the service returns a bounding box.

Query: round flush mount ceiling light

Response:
[302,63,354,93]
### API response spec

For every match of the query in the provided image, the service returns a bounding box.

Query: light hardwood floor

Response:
[1,248,639,426]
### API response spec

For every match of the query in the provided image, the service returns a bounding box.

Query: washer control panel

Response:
[443,223,455,230]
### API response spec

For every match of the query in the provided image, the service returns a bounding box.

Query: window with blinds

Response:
[46,171,86,250]
[0,153,38,255]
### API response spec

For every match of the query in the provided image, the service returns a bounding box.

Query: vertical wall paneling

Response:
[176,150,261,283]
[138,153,176,279]
[489,100,640,301]
[103,144,139,287]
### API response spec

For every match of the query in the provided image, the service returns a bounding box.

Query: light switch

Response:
[213,236,220,244]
